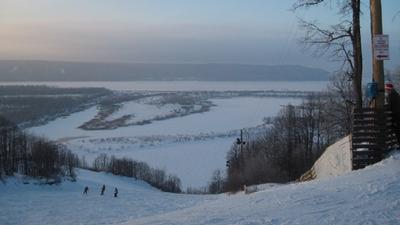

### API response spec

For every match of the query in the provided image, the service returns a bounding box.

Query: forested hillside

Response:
[0,60,330,81]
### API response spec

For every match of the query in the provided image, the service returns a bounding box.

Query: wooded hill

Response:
[0,60,330,81]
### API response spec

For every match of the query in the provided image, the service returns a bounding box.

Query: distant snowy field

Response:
[1,151,399,225]
[23,81,327,188]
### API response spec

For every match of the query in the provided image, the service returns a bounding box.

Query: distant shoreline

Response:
[0,80,329,92]
[0,60,331,82]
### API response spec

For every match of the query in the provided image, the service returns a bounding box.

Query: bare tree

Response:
[208,169,225,194]
[325,72,354,135]
[274,104,299,179]
[293,0,363,108]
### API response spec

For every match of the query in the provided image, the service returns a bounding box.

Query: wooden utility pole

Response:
[370,0,385,108]
[353,0,363,109]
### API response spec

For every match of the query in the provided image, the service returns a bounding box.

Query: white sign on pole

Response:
[373,34,389,60]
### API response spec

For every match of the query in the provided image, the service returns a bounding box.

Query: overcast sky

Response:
[0,0,399,73]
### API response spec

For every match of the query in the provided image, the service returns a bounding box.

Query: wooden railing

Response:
[352,108,398,170]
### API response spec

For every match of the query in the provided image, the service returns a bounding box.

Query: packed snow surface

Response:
[1,151,399,225]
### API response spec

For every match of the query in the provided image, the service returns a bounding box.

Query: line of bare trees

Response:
[0,116,79,182]
[92,153,182,193]
[0,114,181,192]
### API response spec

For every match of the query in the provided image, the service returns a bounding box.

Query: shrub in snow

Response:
[91,154,182,193]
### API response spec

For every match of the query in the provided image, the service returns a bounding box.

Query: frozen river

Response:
[28,96,300,189]
[29,97,300,140]
[22,81,325,189]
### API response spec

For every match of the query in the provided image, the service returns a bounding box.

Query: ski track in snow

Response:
[0,169,219,225]
[1,152,399,225]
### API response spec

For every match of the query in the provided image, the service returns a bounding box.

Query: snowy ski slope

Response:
[1,151,399,225]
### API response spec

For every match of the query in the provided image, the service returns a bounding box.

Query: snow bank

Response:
[313,135,352,178]
[300,135,352,181]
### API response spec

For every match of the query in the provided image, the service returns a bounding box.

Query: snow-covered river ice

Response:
[22,81,328,189]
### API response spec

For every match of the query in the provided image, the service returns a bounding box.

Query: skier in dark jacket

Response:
[385,83,400,144]
[114,187,118,197]
[83,186,89,195]
[101,184,106,195]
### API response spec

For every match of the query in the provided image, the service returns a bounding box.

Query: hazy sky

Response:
[0,0,399,73]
